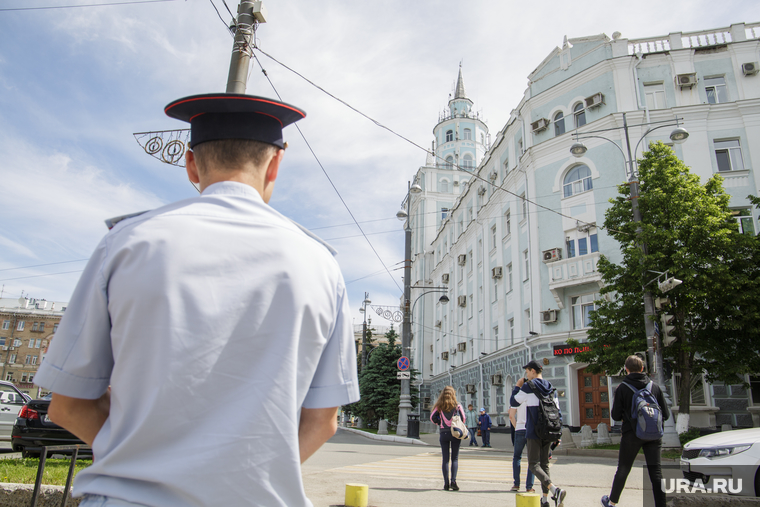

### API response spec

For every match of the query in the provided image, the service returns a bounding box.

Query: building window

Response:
[503,158,509,180]
[507,263,513,292]
[523,250,530,281]
[439,179,449,192]
[504,210,512,237]
[463,128,472,140]
[493,326,499,349]
[705,76,728,104]
[509,318,515,345]
[25,355,31,365]
[445,156,454,170]
[644,83,665,110]
[462,154,474,171]
[28,339,33,348]
[39,322,44,332]
[518,139,523,155]
[21,373,27,383]
[5,373,12,381]
[32,355,37,365]
[35,339,41,348]
[441,208,449,220]
[715,140,744,172]
[563,164,593,197]
[520,194,527,222]
[0,339,5,347]
[13,339,21,347]
[566,234,599,258]
[468,295,474,319]
[28,374,34,383]
[1,321,8,330]
[554,111,565,136]
[468,250,473,273]
[32,323,39,332]
[673,373,706,406]
[17,321,24,331]
[493,279,499,302]
[491,226,497,250]
[732,209,755,235]
[9,354,16,364]
[53,324,59,332]
[573,102,586,127]
[572,293,600,329]
[446,130,454,142]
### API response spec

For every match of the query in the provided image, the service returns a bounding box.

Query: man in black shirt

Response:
[602,355,670,507]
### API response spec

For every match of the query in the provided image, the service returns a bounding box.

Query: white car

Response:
[680,427,760,497]
[0,381,29,441]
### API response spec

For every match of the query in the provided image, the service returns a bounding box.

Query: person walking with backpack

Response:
[511,360,566,507]
[601,355,670,507]
[478,408,492,447]
[465,404,480,446]
[430,386,466,491]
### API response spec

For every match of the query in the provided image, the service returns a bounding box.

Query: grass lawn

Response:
[0,458,91,485]
[583,443,682,460]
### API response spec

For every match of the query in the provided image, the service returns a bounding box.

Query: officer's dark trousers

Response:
[610,431,666,507]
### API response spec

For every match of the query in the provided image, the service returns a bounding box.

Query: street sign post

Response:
[397,356,410,371]
[397,372,410,379]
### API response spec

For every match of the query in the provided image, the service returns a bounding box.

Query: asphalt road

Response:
[302,429,646,507]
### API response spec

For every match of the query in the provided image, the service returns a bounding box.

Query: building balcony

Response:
[547,252,603,309]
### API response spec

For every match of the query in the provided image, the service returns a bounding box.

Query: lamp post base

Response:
[396,394,412,437]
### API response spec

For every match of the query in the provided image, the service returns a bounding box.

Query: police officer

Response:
[36,93,360,507]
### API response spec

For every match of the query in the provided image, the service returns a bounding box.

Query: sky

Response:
[0,0,758,330]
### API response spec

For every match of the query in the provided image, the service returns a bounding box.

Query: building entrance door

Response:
[578,367,611,430]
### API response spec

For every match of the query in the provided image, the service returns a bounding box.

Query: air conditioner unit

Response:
[430,344,434,352]
[676,73,697,88]
[584,92,605,109]
[491,374,503,385]
[458,254,467,266]
[457,295,467,307]
[423,402,431,410]
[442,273,450,284]
[457,342,467,352]
[477,185,486,196]
[541,309,559,323]
[441,351,449,360]
[742,62,759,76]
[489,170,498,181]
[542,248,562,263]
[466,384,477,394]
[492,266,503,278]
[1,346,7,351]
[434,320,442,328]
[530,118,549,133]
[8,347,14,351]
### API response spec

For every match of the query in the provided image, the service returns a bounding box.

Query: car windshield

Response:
[0,387,26,405]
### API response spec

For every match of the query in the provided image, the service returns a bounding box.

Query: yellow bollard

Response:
[515,492,541,507]
[344,483,369,507]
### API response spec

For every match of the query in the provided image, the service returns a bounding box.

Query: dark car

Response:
[12,393,91,458]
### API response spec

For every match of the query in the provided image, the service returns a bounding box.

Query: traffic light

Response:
[661,313,677,346]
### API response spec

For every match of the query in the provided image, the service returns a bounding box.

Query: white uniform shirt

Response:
[35,182,360,506]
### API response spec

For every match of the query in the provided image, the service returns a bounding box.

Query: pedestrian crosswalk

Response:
[328,450,543,484]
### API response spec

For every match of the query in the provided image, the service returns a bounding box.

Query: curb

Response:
[338,427,429,446]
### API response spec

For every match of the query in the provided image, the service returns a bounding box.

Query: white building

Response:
[409,23,760,431]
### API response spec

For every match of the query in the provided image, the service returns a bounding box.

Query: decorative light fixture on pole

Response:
[394,180,422,437]
[359,292,371,370]
[569,112,688,448]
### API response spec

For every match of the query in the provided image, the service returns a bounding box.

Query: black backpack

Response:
[527,380,562,442]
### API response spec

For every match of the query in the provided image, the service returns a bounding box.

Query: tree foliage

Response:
[343,327,419,427]
[569,142,760,416]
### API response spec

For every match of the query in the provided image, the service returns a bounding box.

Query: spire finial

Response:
[454,63,466,99]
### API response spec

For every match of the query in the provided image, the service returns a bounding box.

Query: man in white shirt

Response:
[508,395,535,492]
[35,94,360,507]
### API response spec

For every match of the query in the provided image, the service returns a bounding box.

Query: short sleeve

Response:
[302,281,360,409]
[34,239,113,399]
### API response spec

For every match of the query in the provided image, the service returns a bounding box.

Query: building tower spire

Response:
[455,62,466,99]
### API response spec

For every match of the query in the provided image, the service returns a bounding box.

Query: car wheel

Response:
[21,449,39,459]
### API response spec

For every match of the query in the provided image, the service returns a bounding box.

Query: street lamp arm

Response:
[410,289,449,319]
[632,122,680,162]
[575,134,628,163]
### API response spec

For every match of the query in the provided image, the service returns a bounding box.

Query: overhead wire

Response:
[0,0,177,11]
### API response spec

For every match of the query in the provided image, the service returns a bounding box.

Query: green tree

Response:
[570,142,760,431]
[343,326,419,427]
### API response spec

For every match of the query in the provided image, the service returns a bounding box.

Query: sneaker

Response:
[552,487,566,507]
[510,485,520,492]
[443,483,449,491]
[526,488,535,493]
[601,495,612,507]
[541,500,550,507]
[451,481,459,491]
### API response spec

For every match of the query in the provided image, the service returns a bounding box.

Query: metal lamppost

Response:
[394,181,422,436]
[359,292,371,370]
[569,112,688,448]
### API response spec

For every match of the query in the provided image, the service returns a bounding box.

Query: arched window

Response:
[462,154,474,171]
[563,164,593,197]
[574,102,586,128]
[445,156,454,170]
[439,179,449,192]
[445,130,454,142]
[554,111,565,136]
[463,128,472,140]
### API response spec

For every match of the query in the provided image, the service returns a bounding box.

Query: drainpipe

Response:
[476,354,485,410]
[520,165,536,361]
[1,312,18,381]
[633,52,650,124]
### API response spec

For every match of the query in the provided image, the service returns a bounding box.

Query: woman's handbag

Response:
[449,410,469,440]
